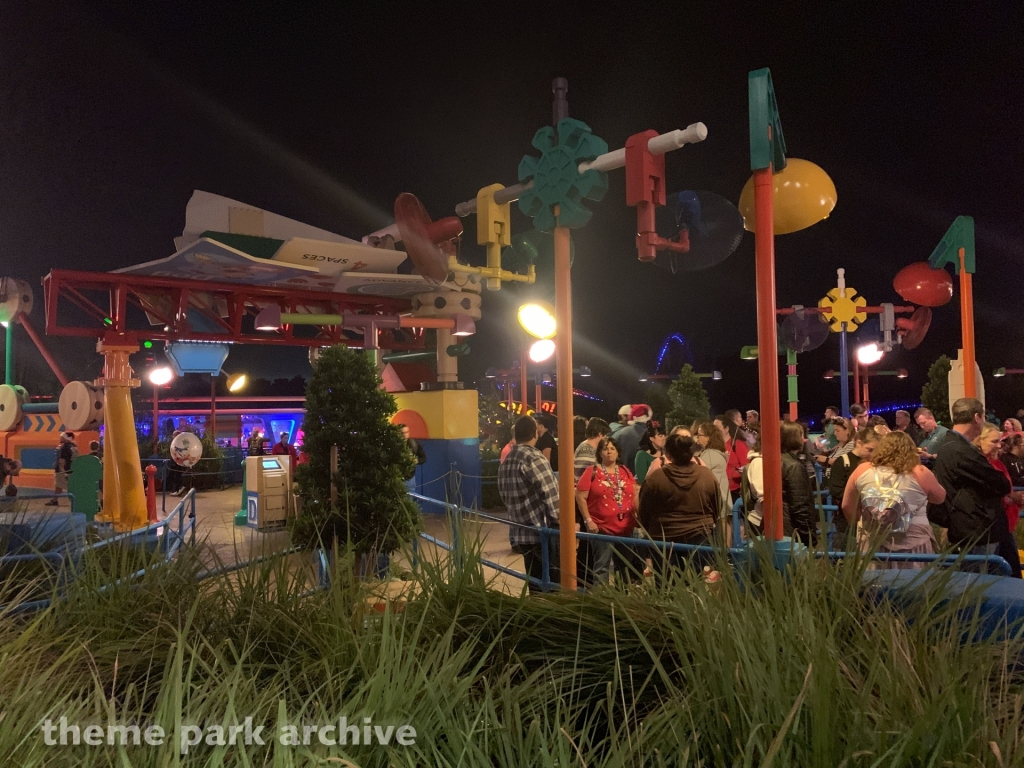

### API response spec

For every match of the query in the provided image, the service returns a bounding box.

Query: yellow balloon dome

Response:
[738,158,837,235]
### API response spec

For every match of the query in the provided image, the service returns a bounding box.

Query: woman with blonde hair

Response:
[841,430,946,566]
[976,422,1024,576]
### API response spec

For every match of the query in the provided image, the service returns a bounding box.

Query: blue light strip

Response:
[654,333,693,375]
[867,402,923,414]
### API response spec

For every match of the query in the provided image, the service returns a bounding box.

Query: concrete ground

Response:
[184,487,528,595]
[3,483,530,595]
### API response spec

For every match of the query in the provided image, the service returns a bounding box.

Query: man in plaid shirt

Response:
[498,415,560,591]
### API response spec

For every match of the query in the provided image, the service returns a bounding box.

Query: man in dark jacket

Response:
[781,422,817,545]
[930,397,1020,577]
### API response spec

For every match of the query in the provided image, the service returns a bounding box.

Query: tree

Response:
[921,354,952,427]
[293,346,419,555]
[642,382,673,426]
[666,364,711,430]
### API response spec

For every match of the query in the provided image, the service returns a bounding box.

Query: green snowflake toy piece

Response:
[517,118,608,230]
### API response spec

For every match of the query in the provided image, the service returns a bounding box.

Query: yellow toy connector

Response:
[446,183,536,291]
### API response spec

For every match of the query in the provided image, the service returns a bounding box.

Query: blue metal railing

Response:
[410,491,1013,588]
[0,490,198,615]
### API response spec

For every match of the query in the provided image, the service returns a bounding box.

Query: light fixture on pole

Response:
[856,343,884,366]
[992,367,1024,378]
[209,370,248,444]
[517,301,557,339]
[854,343,884,413]
[147,366,174,453]
[528,339,556,363]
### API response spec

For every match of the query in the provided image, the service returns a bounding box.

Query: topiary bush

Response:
[293,345,419,555]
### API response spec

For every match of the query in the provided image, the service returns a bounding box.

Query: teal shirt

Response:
[918,425,949,458]
[820,422,838,451]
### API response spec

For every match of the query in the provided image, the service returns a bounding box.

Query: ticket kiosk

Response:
[245,455,292,530]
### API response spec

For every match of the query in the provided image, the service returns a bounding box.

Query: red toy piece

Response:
[893,262,954,307]
[625,130,689,261]
[394,193,463,282]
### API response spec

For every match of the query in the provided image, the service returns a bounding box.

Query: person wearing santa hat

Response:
[615,404,652,475]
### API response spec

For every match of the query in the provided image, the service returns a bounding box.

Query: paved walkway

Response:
[183,487,528,595]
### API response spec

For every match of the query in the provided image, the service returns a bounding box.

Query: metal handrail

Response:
[410,491,1014,588]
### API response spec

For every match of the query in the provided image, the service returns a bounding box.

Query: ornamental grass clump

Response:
[0,526,1021,766]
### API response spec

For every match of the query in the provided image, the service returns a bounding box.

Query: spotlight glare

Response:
[529,339,556,363]
[517,302,556,340]
[148,366,174,386]
[856,343,884,366]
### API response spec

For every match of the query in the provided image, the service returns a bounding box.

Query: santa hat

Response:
[629,404,653,424]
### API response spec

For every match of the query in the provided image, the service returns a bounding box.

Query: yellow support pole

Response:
[95,340,148,531]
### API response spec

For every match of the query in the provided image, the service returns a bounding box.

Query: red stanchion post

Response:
[145,464,158,522]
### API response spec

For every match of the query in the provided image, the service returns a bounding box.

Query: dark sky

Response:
[2,2,1023,419]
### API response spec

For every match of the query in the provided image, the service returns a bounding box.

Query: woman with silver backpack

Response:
[840,431,946,568]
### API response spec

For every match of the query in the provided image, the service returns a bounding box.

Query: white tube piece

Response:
[577,122,708,173]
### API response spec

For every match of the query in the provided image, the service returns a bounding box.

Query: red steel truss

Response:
[42,270,426,350]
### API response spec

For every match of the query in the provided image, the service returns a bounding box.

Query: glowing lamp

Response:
[738,158,837,234]
[856,343,884,366]
[517,301,556,340]
[994,367,1006,378]
[484,367,498,379]
[896,369,908,379]
[892,262,954,307]
[226,372,247,392]
[578,366,592,377]
[712,370,723,381]
[740,345,759,360]
[255,305,282,331]
[148,366,174,386]
[529,339,555,363]
[823,369,836,380]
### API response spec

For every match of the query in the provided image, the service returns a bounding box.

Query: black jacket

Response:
[782,451,817,544]
[929,430,1010,545]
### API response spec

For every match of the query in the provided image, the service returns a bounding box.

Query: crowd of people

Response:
[497,398,1024,590]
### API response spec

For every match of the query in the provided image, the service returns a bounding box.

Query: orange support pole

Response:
[520,337,529,413]
[554,214,577,590]
[754,166,784,541]
[959,247,976,398]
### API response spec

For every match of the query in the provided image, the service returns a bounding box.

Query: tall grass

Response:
[0,525,1021,766]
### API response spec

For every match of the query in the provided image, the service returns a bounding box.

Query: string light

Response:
[654,333,694,375]
[866,402,923,415]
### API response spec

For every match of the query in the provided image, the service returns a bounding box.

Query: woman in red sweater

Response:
[715,416,749,502]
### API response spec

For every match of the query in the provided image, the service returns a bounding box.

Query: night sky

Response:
[2,2,1023,421]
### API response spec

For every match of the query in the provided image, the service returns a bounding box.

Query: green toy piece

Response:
[517,118,608,230]
[748,68,787,173]
[67,454,102,522]
[928,215,975,274]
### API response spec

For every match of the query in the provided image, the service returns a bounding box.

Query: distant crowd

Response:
[497,400,1024,589]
